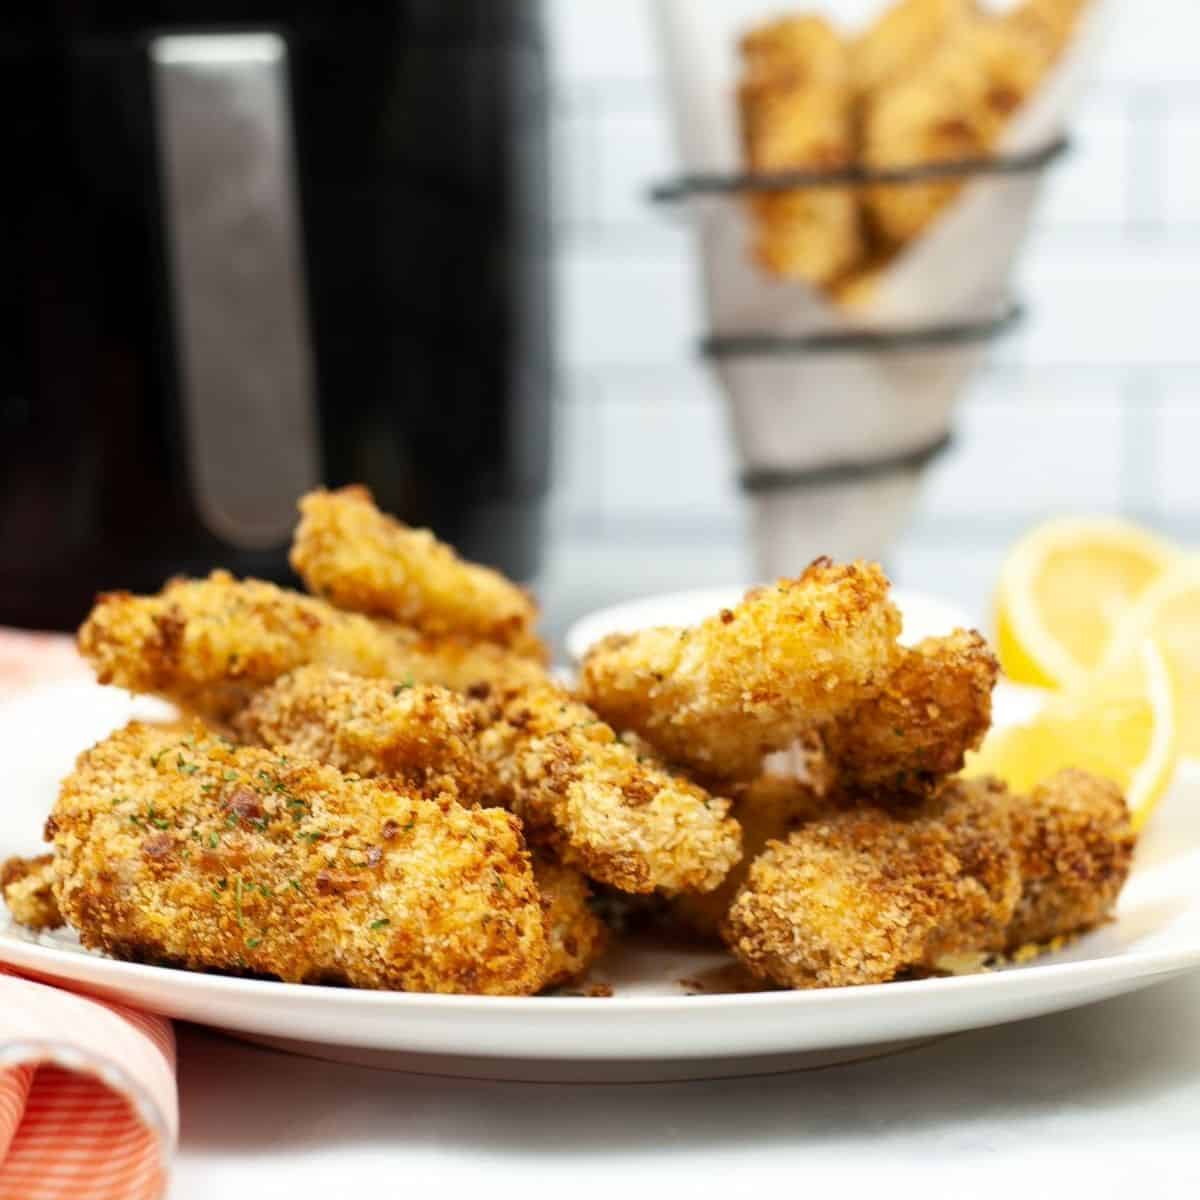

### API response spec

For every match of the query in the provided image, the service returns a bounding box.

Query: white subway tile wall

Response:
[541,1,1200,631]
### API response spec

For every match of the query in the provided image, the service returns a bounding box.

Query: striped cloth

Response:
[0,631,177,1199]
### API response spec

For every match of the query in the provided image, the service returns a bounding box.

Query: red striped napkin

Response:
[0,630,177,1200]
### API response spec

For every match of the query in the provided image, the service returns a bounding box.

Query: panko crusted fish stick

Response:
[235,666,487,804]
[852,0,976,96]
[78,571,546,721]
[672,774,834,941]
[291,486,545,658]
[234,667,608,987]
[472,683,741,896]
[723,776,1020,988]
[579,558,902,780]
[48,722,548,995]
[821,629,998,797]
[1004,768,1135,951]
[531,853,608,990]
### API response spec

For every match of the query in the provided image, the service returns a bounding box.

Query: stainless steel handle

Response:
[151,32,321,550]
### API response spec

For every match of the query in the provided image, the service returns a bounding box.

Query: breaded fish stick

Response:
[738,15,863,284]
[863,15,1054,245]
[234,667,608,986]
[579,558,902,780]
[78,571,546,721]
[723,776,1020,988]
[1004,768,1135,950]
[852,0,976,96]
[531,853,608,990]
[1,853,62,931]
[672,774,833,941]
[48,722,547,995]
[234,666,487,804]
[821,629,997,797]
[291,486,544,658]
[472,682,741,896]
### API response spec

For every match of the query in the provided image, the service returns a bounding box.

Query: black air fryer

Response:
[0,2,551,630]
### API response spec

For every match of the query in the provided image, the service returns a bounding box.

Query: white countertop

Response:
[172,969,1200,1199]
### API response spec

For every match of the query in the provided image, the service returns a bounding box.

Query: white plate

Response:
[2,648,1199,1081]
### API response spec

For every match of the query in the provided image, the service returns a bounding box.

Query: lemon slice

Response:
[1104,559,1200,759]
[966,641,1177,831]
[995,516,1175,690]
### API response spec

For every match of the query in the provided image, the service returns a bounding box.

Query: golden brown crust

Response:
[672,774,834,940]
[532,853,608,990]
[722,776,1020,988]
[738,15,863,283]
[1003,768,1135,949]
[472,682,741,896]
[2,853,63,931]
[821,630,998,797]
[234,666,488,804]
[77,571,547,721]
[862,15,1054,245]
[290,486,544,657]
[852,0,977,96]
[579,558,902,780]
[49,721,547,995]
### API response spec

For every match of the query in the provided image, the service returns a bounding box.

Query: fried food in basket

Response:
[579,558,902,780]
[48,721,548,995]
[78,571,546,722]
[291,486,545,659]
[1,853,61,931]
[473,682,741,896]
[863,14,1054,245]
[723,775,1021,988]
[852,0,977,96]
[820,629,998,797]
[234,665,488,804]
[737,15,863,283]
[1003,768,1136,950]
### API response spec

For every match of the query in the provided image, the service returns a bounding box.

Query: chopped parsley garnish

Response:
[299,831,322,844]
[245,936,261,949]
[288,879,303,894]
[176,755,199,775]
[223,769,239,782]
[208,832,219,848]
[392,676,415,696]
[369,918,391,930]
[235,876,245,926]
[148,752,163,768]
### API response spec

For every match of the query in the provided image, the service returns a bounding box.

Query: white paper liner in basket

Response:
[651,0,1113,569]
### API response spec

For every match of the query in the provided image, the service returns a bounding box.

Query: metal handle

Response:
[151,32,320,549]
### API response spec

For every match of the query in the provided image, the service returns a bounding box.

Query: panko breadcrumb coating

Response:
[853,0,976,95]
[234,666,487,804]
[821,629,997,797]
[738,15,863,283]
[579,558,902,781]
[862,14,1054,245]
[532,853,608,990]
[1008,0,1090,58]
[1004,768,1135,950]
[78,571,546,721]
[672,774,834,940]
[2,853,62,931]
[291,486,545,658]
[472,682,741,896]
[48,722,547,995]
[723,775,1020,988]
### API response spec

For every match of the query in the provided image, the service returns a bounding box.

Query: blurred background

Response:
[539,0,1193,639]
[0,2,1193,649]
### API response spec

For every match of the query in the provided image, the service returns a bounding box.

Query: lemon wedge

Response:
[995,517,1175,690]
[1104,559,1200,759]
[966,641,1178,831]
